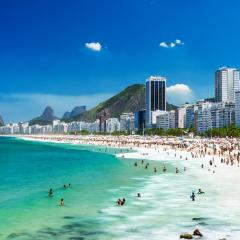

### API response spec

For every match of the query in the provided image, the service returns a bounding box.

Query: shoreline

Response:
[11,134,240,170]
[12,134,240,186]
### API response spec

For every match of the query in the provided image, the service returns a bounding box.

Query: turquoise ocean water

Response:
[1,137,240,240]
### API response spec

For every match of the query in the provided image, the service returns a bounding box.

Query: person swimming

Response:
[116,198,126,206]
[121,198,126,205]
[134,162,138,167]
[116,199,122,205]
[163,166,167,172]
[197,188,205,194]
[48,188,53,197]
[68,183,71,187]
[63,184,67,189]
[190,191,196,201]
[137,193,141,198]
[154,167,157,173]
[60,198,64,206]
[176,168,179,173]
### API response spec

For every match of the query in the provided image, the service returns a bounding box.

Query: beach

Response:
[1,135,240,239]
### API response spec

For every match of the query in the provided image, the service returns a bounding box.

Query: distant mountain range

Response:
[29,106,58,126]
[62,106,86,120]
[29,84,177,125]
[0,115,4,126]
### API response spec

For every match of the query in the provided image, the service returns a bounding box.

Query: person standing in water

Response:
[60,198,64,206]
[48,188,53,197]
[190,191,196,201]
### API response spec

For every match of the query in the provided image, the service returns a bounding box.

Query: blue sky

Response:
[0,0,240,123]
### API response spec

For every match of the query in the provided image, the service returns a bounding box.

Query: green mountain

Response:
[71,84,177,122]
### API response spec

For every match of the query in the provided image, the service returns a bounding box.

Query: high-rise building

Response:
[169,110,176,129]
[235,91,240,127]
[134,109,145,133]
[185,105,197,129]
[197,102,212,133]
[215,67,240,102]
[223,102,235,127]
[146,76,166,126]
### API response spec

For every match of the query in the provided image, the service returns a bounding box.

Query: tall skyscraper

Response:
[215,67,240,103]
[146,76,166,126]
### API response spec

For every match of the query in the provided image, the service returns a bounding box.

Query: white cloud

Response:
[85,42,102,51]
[167,84,193,105]
[0,92,113,123]
[175,39,184,45]
[167,84,191,94]
[159,39,184,48]
[159,42,169,48]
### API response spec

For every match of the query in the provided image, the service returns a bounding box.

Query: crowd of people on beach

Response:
[22,135,240,169]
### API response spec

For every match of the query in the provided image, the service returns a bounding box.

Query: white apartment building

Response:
[106,118,120,133]
[120,113,135,132]
[156,111,170,131]
[19,122,29,134]
[52,120,61,133]
[0,124,19,134]
[175,106,188,129]
[215,67,240,102]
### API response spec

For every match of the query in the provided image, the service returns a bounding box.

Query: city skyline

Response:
[1,0,240,122]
